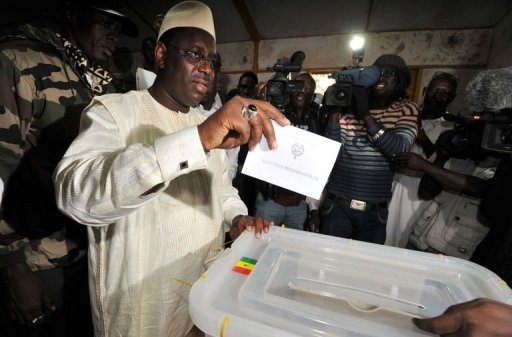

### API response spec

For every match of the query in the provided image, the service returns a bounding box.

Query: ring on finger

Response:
[241,104,258,120]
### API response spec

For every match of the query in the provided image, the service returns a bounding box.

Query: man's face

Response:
[142,38,156,64]
[238,76,257,98]
[161,28,216,109]
[73,11,122,63]
[370,65,399,100]
[290,75,315,110]
[423,79,456,116]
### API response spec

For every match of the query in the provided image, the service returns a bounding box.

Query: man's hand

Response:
[308,210,320,233]
[2,262,55,325]
[351,86,370,120]
[197,96,290,151]
[392,152,429,171]
[412,298,512,337]
[229,215,272,240]
[255,81,267,100]
[415,126,436,158]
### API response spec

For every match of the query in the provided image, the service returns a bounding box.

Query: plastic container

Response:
[189,227,512,337]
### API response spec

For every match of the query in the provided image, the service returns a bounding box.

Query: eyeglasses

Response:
[380,69,396,78]
[166,42,222,72]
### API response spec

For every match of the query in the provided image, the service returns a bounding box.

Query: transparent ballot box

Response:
[189,227,512,337]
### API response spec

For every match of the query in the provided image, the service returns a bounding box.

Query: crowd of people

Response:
[0,1,511,337]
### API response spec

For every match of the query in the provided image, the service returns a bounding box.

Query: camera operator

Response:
[237,71,259,99]
[393,66,512,337]
[386,72,459,247]
[320,54,419,244]
[254,72,321,232]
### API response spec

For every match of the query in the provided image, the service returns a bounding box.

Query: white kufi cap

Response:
[157,1,215,42]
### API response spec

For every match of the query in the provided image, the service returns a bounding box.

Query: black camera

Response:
[265,51,305,111]
[323,66,380,107]
[479,108,512,154]
[436,113,486,160]
[436,109,512,160]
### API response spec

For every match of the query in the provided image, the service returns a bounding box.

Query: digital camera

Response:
[265,51,305,111]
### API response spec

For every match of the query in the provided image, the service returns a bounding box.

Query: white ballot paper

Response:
[242,121,341,199]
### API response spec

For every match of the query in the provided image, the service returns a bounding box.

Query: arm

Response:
[392,152,487,198]
[54,96,290,226]
[352,87,419,156]
[53,101,210,226]
[413,298,512,337]
[306,197,320,233]
[324,107,342,141]
[0,49,54,325]
[364,102,419,156]
[415,126,436,158]
[417,147,450,200]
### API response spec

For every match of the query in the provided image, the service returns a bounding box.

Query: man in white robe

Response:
[53,2,289,337]
[386,72,458,247]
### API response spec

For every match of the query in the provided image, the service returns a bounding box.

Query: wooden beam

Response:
[232,0,260,72]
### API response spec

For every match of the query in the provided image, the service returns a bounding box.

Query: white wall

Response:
[217,28,492,112]
[488,10,512,69]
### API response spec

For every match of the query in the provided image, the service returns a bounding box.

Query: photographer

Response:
[320,54,419,244]
[394,66,512,337]
[386,72,460,247]
[254,72,321,232]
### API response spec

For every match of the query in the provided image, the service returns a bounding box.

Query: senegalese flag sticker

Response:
[232,256,257,275]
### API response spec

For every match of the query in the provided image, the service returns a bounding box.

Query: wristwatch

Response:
[368,127,386,143]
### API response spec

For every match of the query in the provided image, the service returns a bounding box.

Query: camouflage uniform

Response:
[0,25,114,272]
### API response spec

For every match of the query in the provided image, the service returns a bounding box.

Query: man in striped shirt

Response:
[320,54,419,244]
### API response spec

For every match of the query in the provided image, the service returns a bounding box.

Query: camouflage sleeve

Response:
[0,47,35,265]
[0,49,34,183]
[0,229,28,267]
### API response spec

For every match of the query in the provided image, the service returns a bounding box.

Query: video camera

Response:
[265,51,305,111]
[463,67,512,155]
[436,113,486,160]
[323,66,380,107]
[436,109,512,159]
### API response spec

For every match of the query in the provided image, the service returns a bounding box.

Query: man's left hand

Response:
[229,215,272,240]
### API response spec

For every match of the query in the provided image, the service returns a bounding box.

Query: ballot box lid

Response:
[189,227,512,337]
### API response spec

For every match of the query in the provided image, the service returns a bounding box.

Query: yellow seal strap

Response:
[174,278,193,288]
[220,316,229,337]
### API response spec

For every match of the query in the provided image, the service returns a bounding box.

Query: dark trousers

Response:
[320,195,388,244]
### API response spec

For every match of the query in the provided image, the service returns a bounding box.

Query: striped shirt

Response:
[325,100,419,202]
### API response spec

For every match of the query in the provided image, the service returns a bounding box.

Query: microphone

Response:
[465,66,512,112]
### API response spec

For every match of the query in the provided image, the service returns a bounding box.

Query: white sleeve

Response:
[53,102,208,226]
[220,149,247,226]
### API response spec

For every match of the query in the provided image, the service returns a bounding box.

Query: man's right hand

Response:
[412,298,512,337]
[197,96,290,152]
[2,262,55,325]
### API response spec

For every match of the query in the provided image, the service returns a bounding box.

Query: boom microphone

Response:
[465,66,512,112]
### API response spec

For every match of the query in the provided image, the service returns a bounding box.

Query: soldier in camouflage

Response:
[0,1,137,336]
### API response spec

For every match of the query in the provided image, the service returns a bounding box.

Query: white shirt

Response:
[386,116,453,247]
[54,90,247,337]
